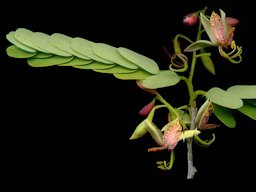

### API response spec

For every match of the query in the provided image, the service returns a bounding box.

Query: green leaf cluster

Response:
[205,85,256,128]
[6,28,160,80]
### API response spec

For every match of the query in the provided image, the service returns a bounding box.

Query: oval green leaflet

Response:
[6,45,37,58]
[212,103,236,128]
[71,37,113,64]
[243,99,256,106]
[73,61,115,70]
[142,70,180,89]
[113,70,153,80]
[14,28,48,53]
[50,33,92,60]
[205,87,243,109]
[32,52,54,59]
[94,66,137,74]
[6,31,37,53]
[226,85,256,99]
[92,43,138,69]
[31,32,72,57]
[118,47,160,74]
[58,57,93,66]
[237,100,256,120]
[27,55,74,67]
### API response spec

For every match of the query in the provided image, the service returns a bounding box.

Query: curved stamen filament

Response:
[156,150,175,170]
[218,44,242,64]
[170,53,188,72]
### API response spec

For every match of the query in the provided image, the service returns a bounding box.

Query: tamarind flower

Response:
[146,118,200,152]
[208,10,242,63]
[210,11,234,48]
[147,118,182,152]
[184,9,242,64]
[130,115,200,170]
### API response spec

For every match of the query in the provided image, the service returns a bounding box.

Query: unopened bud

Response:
[136,80,157,94]
[129,120,148,140]
[183,13,198,26]
[139,100,155,116]
[226,17,239,26]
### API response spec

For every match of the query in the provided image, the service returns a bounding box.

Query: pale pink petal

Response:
[210,11,225,45]
[163,119,182,150]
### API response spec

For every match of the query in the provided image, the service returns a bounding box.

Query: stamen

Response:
[218,45,242,64]
[169,53,188,72]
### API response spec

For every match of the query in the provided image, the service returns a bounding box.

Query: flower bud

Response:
[136,80,157,94]
[129,120,148,140]
[183,13,198,26]
[226,17,239,26]
[139,100,155,116]
[200,49,216,75]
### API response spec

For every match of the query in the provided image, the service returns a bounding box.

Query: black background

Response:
[1,0,256,189]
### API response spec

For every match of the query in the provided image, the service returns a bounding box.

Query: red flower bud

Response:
[226,17,239,26]
[136,80,157,94]
[138,100,155,116]
[183,13,198,26]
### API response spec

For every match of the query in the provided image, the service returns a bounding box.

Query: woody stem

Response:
[185,7,206,179]
[187,106,198,179]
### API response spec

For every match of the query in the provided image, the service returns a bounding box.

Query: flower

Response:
[147,118,182,152]
[209,11,234,48]
[184,9,242,64]
[147,118,201,152]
